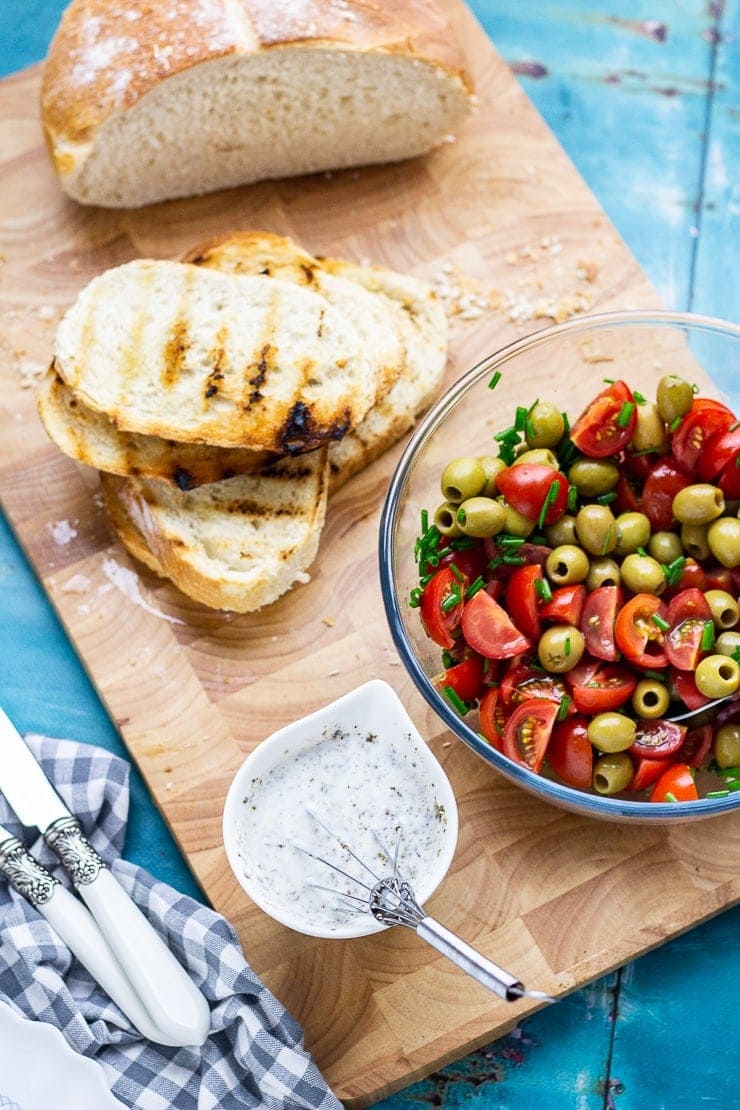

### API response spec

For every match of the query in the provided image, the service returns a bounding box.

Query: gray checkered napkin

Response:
[0,734,342,1110]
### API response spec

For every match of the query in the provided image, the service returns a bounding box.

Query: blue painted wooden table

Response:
[1,3,738,1106]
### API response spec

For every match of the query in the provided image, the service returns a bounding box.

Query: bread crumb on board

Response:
[48,519,78,545]
[100,557,185,626]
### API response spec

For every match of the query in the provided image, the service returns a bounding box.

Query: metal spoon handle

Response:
[417,917,555,1003]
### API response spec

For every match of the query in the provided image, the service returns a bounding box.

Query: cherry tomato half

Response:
[664,588,713,671]
[419,566,465,649]
[496,465,569,525]
[671,669,712,711]
[569,380,638,458]
[461,589,531,659]
[650,762,699,803]
[505,564,543,642]
[502,698,558,773]
[478,686,505,749]
[697,424,740,481]
[569,663,637,713]
[580,585,623,662]
[547,716,593,790]
[629,756,671,792]
[539,584,586,626]
[676,724,713,769]
[672,398,734,475]
[434,654,485,704]
[641,458,692,532]
[500,659,573,713]
[614,594,669,668]
[630,719,686,759]
[718,455,740,499]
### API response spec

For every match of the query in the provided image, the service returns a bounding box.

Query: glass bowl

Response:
[379,310,740,824]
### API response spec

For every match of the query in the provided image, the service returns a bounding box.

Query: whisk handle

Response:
[417,916,525,1001]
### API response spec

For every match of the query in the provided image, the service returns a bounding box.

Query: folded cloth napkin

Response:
[0,734,342,1110]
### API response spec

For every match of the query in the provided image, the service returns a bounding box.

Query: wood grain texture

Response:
[0,3,737,1104]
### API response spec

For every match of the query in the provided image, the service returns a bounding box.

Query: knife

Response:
[0,707,210,1047]
[0,823,187,1046]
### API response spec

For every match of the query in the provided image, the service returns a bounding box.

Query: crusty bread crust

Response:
[40,0,473,206]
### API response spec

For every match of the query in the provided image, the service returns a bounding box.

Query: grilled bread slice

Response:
[100,448,330,613]
[53,259,405,453]
[185,232,447,490]
[38,366,278,488]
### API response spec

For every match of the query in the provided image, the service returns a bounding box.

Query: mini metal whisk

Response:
[295,810,555,1004]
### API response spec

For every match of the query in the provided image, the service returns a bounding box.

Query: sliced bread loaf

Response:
[41,0,473,208]
[100,448,329,613]
[54,259,403,453]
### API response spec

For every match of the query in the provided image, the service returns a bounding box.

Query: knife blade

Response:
[0,824,186,1045]
[0,706,210,1047]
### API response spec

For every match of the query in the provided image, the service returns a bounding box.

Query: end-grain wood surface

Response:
[0,1,738,1107]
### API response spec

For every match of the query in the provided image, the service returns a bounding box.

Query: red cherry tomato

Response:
[431,545,487,583]
[500,660,573,713]
[434,654,485,704]
[664,588,713,671]
[650,762,699,803]
[460,589,531,659]
[718,455,740,498]
[564,655,603,688]
[569,663,637,713]
[569,380,638,458]
[505,565,543,642]
[673,559,708,593]
[629,756,671,792]
[697,424,740,481]
[419,566,465,649]
[496,465,569,525]
[501,699,558,773]
[614,594,670,668]
[614,471,641,514]
[671,669,712,711]
[539,584,586,626]
[630,719,686,759]
[672,398,734,475]
[676,724,714,769]
[478,686,505,749]
[704,565,733,592]
[580,586,623,662]
[641,459,692,531]
[547,716,593,790]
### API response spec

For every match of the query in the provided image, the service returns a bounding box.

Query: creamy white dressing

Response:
[234,723,449,933]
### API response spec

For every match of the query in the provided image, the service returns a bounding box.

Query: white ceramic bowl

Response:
[222,679,459,939]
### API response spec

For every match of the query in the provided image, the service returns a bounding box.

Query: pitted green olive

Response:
[546,545,590,585]
[714,724,740,769]
[477,456,507,498]
[716,631,740,658]
[672,484,725,525]
[656,374,694,424]
[631,403,668,454]
[615,512,652,556]
[500,500,536,537]
[648,530,684,565]
[440,457,486,503]
[632,680,670,719]
[525,401,566,449]
[593,752,634,795]
[620,553,666,595]
[568,458,619,497]
[704,589,739,630]
[513,448,559,469]
[545,514,577,547]
[694,654,740,698]
[586,558,621,590]
[575,504,618,556]
[456,496,506,538]
[707,516,740,569]
[588,712,636,753]
[681,522,710,561]
[433,502,463,537]
[537,625,585,673]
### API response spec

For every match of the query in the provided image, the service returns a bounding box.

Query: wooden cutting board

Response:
[1,2,738,1104]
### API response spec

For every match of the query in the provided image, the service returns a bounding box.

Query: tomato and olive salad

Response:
[410,373,740,802]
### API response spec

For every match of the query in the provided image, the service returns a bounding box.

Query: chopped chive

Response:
[735,454,740,468]
[630,447,659,457]
[524,417,536,441]
[701,620,715,651]
[603,377,615,385]
[561,412,570,434]
[644,670,666,682]
[728,780,740,792]
[729,420,740,432]
[409,587,423,607]
[537,478,560,529]
[488,556,504,570]
[450,563,464,582]
[466,576,486,599]
[633,390,647,405]
[670,415,683,432]
[664,792,677,803]
[421,509,429,533]
[443,685,470,715]
[616,401,635,428]
[651,613,670,632]
[596,490,618,505]
[497,443,517,466]
[720,767,740,777]
[567,484,578,513]
[451,536,476,550]
[515,405,528,432]
[498,534,525,548]
[601,531,614,556]
[637,547,648,557]
[691,383,699,393]
[488,370,502,391]
[527,398,540,413]
[494,426,520,443]
[707,789,730,799]
[556,695,571,721]
[662,556,686,587]
[535,577,553,601]
[419,573,433,587]
[564,635,572,657]
[503,555,526,566]
[456,508,467,525]
[441,586,462,612]
[733,646,740,664]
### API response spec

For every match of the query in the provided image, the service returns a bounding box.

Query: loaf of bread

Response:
[41,0,474,208]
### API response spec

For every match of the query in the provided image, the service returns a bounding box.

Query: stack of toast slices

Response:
[38,232,448,612]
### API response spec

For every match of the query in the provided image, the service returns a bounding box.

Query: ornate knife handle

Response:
[0,833,58,907]
[44,817,105,886]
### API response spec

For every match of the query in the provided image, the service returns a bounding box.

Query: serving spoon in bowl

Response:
[665,694,738,727]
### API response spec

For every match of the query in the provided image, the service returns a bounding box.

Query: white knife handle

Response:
[45,818,210,1047]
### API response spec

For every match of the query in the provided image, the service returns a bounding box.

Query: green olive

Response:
[615,512,652,556]
[456,496,506,538]
[680,523,710,561]
[546,544,590,585]
[568,458,619,497]
[575,504,618,556]
[714,723,740,769]
[648,530,684,565]
[477,456,507,498]
[672,483,725,525]
[440,457,486,503]
[630,402,668,454]
[656,374,694,424]
[588,712,637,753]
[525,401,566,449]
[694,654,740,698]
[632,679,671,719]
[707,516,740,569]
[715,630,740,658]
[545,514,577,547]
[500,500,536,537]
[704,589,739,630]
[513,448,560,469]
[537,625,586,673]
[620,553,666,595]
[586,558,621,590]
[593,751,634,795]
[433,501,463,537]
